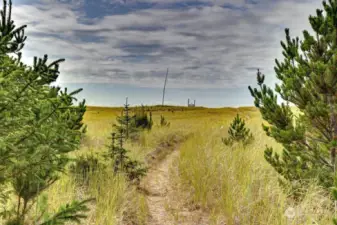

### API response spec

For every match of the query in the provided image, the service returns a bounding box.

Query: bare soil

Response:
[140,147,210,225]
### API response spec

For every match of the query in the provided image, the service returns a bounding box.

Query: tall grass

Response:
[87,172,127,224]
[177,114,334,225]
[42,106,200,225]
[4,106,332,225]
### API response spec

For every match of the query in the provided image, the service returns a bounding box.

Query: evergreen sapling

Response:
[222,114,253,146]
[113,97,135,139]
[106,128,147,184]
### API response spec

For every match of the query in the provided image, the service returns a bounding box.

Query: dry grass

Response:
[42,106,206,225]
[1,106,334,225]
[176,108,334,225]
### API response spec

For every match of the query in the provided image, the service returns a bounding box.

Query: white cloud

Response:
[11,0,324,89]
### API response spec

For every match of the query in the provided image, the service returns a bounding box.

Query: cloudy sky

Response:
[12,0,322,107]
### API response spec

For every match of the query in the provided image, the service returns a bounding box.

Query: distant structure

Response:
[187,99,196,107]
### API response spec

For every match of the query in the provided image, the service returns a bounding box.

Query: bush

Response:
[133,105,153,130]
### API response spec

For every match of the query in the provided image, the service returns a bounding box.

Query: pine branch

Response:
[39,198,95,225]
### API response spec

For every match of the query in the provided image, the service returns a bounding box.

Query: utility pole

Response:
[162,68,169,106]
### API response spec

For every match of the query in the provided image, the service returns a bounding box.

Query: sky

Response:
[11,0,323,107]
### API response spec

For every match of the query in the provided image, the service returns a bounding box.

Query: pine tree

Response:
[113,97,137,139]
[114,101,153,142]
[106,129,147,183]
[38,198,94,225]
[0,0,92,224]
[248,0,337,189]
[222,114,253,146]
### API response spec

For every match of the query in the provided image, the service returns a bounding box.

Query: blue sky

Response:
[12,0,322,107]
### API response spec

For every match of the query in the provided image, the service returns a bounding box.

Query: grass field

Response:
[32,106,334,225]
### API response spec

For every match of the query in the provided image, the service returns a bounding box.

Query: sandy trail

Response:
[141,147,209,225]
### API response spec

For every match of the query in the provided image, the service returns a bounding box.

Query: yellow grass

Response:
[176,107,333,225]
[82,106,334,224]
[1,106,334,225]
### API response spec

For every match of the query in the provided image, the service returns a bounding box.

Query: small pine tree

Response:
[124,159,148,183]
[222,114,253,146]
[105,129,147,183]
[113,97,135,139]
[133,105,153,130]
[112,130,128,173]
[113,99,153,142]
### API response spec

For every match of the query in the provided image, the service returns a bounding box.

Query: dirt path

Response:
[140,147,209,225]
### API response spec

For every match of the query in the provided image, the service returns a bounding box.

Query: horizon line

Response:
[85,104,257,109]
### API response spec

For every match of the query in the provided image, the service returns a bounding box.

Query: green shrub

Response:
[133,105,153,130]
[222,114,253,146]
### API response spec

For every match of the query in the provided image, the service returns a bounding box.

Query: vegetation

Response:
[3,0,337,224]
[160,115,170,127]
[113,98,135,139]
[133,105,153,130]
[106,129,147,183]
[13,104,333,225]
[113,99,153,142]
[0,0,93,224]
[69,153,104,185]
[333,185,337,224]
[222,113,253,146]
[249,0,337,191]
